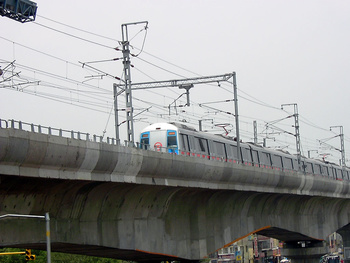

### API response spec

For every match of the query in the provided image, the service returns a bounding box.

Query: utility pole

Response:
[281,103,302,172]
[113,84,119,141]
[253,120,258,144]
[121,21,148,146]
[232,73,241,162]
[330,125,346,167]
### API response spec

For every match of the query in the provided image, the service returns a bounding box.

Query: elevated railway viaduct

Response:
[1,127,350,262]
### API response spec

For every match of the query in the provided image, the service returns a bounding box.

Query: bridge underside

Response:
[1,174,350,261]
[258,227,320,243]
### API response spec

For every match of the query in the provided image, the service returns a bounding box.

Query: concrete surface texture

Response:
[1,127,350,261]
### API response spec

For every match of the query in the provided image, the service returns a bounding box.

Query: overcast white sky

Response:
[1,0,349,165]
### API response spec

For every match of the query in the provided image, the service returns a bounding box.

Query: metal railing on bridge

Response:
[0,118,121,146]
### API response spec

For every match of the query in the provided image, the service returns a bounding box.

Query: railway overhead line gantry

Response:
[113,72,242,163]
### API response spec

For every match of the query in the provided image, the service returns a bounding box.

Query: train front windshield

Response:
[140,132,150,149]
[167,130,178,154]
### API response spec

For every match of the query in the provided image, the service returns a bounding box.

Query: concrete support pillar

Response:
[281,241,327,263]
[338,228,350,263]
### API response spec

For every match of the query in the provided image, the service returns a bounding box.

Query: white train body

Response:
[139,122,350,180]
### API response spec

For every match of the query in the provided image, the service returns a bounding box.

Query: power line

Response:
[33,22,115,50]
[37,15,119,42]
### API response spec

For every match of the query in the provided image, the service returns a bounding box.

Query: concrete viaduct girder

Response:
[1,127,350,261]
[1,176,350,261]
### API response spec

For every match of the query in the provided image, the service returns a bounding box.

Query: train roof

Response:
[140,122,179,133]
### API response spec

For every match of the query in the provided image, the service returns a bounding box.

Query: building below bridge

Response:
[210,233,344,263]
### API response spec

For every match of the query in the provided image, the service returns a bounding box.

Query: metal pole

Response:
[120,21,148,146]
[253,120,257,144]
[281,103,302,172]
[113,84,119,141]
[232,72,241,163]
[45,213,51,263]
[121,24,134,146]
[294,104,302,172]
[330,125,346,166]
[341,127,345,166]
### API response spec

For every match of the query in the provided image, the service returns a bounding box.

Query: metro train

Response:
[139,122,350,180]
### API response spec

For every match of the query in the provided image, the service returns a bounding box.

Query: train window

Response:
[225,144,232,157]
[214,141,226,157]
[230,145,239,160]
[283,157,293,170]
[167,130,177,147]
[194,137,208,153]
[292,159,299,171]
[333,168,338,179]
[168,136,177,146]
[303,162,313,174]
[314,164,321,175]
[272,155,283,168]
[181,134,190,151]
[324,166,330,177]
[140,132,150,150]
[336,168,343,179]
[259,152,271,166]
[241,147,252,162]
[308,162,314,174]
[226,144,238,160]
[251,150,259,165]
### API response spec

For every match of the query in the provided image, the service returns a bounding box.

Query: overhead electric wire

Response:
[134,57,187,78]
[0,36,80,66]
[11,61,112,94]
[37,15,119,42]
[3,86,111,115]
[33,22,115,50]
